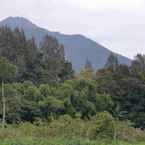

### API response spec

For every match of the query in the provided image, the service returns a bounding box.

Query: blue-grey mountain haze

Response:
[0,17,131,70]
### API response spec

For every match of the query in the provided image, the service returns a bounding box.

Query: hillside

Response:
[0,17,131,71]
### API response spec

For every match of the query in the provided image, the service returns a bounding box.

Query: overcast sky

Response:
[0,0,145,58]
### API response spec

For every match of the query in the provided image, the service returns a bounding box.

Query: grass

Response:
[1,137,145,145]
[0,137,135,145]
[0,116,145,145]
[0,127,104,145]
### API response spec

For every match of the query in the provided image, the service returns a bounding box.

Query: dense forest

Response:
[0,26,145,145]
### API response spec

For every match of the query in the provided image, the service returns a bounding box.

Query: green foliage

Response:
[0,27,73,84]
[0,118,145,145]
[116,121,145,143]
[0,56,17,82]
[80,59,94,80]
[105,53,118,71]
[95,93,114,113]
[131,54,145,82]
[95,112,115,139]
[0,79,115,124]
[96,54,145,128]
[39,96,65,119]
[1,25,145,143]
[2,84,22,123]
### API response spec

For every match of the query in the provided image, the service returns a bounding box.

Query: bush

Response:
[95,112,115,139]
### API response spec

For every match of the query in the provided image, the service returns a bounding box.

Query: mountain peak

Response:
[0,16,37,29]
[3,16,29,21]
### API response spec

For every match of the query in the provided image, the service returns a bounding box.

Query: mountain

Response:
[0,17,131,71]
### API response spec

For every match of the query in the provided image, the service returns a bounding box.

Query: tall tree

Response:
[0,57,17,128]
[80,59,94,80]
[131,54,145,82]
[40,35,73,83]
[0,27,74,84]
[105,53,118,71]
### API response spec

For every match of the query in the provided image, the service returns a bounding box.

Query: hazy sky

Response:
[0,0,145,58]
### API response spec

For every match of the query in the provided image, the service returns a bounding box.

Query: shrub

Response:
[95,112,115,139]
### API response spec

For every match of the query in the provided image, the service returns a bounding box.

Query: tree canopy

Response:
[0,26,145,129]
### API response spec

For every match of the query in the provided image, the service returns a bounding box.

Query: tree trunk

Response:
[2,80,6,128]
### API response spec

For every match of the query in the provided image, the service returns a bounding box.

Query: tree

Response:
[85,59,93,71]
[18,81,42,122]
[0,28,74,84]
[105,53,118,71]
[19,37,38,82]
[3,83,21,124]
[39,96,65,120]
[80,59,94,80]
[40,35,74,83]
[0,57,17,128]
[131,54,145,82]
[94,93,114,113]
